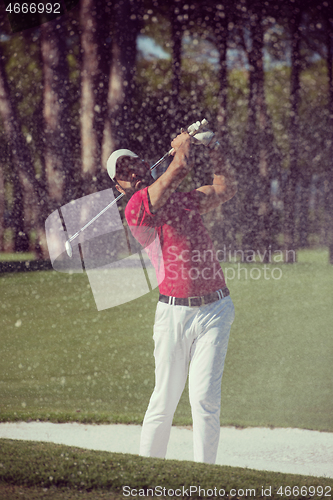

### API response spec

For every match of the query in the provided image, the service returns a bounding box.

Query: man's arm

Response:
[193,143,238,214]
[147,132,193,212]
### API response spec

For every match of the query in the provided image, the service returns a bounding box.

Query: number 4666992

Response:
[276,485,331,497]
[6,3,61,14]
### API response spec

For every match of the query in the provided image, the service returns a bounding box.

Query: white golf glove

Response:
[187,120,216,147]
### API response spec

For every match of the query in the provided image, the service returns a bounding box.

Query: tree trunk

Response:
[325,12,333,264]
[210,4,238,253]
[238,1,284,260]
[41,19,75,208]
[298,170,311,248]
[0,162,4,252]
[11,167,30,253]
[80,0,112,194]
[215,3,229,142]
[250,6,272,258]
[170,0,182,127]
[105,0,141,158]
[283,5,302,261]
[241,4,267,256]
[0,44,48,257]
[0,48,42,199]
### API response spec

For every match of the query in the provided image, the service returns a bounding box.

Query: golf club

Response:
[64,193,124,258]
[64,118,209,257]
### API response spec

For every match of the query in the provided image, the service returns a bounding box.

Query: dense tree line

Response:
[0,0,332,263]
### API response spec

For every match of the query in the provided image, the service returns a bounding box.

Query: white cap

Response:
[107,149,139,180]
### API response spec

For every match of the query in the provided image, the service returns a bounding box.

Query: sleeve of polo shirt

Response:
[125,188,201,228]
[125,188,159,250]
[125,187,155,227]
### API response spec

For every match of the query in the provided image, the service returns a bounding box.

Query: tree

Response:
[0,42,45,254]
[0,151,5,252]
[79,0,113,194]
[283,0,303,260]
[324,3,333,264]
[41,17,76,211]
[214,3,229,142]
[104,0,142,157]
[202,1,239,253]
[234,0,281,258]
[170,0,183,125]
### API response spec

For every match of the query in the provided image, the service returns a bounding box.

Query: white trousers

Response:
[139,295,235,464]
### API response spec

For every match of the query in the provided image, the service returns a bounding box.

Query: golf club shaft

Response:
[67,157,162,246]
[149,148,173,171]
[68,192,124,244]
[66,155,167,247]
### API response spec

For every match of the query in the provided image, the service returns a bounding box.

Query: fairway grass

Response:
[0,248,332,431]
[0,439,332,500]
[0,252,36,262]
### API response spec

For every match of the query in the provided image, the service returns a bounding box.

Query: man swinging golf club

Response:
[107,121,237,464]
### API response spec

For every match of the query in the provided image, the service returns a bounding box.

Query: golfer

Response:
[107,124,237,464]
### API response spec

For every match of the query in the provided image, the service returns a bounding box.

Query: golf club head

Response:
[65,240,73,258]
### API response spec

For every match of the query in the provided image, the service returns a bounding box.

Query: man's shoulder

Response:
[126,187,146,210]
[125,187,150,225]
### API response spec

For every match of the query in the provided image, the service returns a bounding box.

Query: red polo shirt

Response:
[125,187,226,298]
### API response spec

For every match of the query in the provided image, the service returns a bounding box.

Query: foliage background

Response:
[0,0,332,262]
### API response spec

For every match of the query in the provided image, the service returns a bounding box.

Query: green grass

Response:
[0,484,119,499]
[0,439,332,500]
[0,252,36,262]
[0,248,332,431]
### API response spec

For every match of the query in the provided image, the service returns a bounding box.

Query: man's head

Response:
[107,149,152,197]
